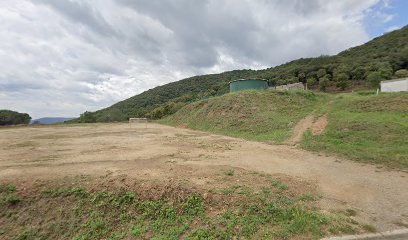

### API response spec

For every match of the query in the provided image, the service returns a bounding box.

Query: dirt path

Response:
[286,99,332,145]
[311,114,329,135]
[0,123,407,231]
[285,114,329,145]
[286,115,315,145]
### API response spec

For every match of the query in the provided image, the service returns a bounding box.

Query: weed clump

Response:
[224,169,234,176]
[42,187,87,198]
[0,183,20,206]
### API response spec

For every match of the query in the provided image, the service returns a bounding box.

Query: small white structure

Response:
[380,78,408,92]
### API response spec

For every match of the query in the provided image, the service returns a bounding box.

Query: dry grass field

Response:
[1,123,407,239]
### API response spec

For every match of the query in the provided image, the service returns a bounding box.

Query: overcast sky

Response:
[0,0,407,119]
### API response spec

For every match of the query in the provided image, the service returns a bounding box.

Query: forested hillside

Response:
[74,25,408,123]
[0,110,31,126]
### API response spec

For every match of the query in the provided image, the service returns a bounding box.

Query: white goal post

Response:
[129,118,148,128]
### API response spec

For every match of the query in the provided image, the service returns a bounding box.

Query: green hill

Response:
[163,91,408,169]
[163,91,329,143]
[75,25,408,123]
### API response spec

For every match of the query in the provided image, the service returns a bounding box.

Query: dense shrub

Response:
[394,69,408,78]
[366,72,383,88]
[319,77,329,91]
[0,110,31,126]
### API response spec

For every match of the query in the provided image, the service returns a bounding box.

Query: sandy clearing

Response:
[0,123,407,231]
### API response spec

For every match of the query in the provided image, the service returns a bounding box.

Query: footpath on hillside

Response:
[286,99,333,146]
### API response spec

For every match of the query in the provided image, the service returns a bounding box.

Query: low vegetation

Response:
[302,92,408,169]
[0,184,20,206]
[163,90,330,143]
[0,173,368,240]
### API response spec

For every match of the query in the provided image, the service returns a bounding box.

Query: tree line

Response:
[0,110,31,126]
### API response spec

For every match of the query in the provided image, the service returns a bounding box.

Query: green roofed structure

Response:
[229,79,268,93]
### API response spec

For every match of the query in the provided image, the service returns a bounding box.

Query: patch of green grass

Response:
[298,194,317,202]
[0,182,368,240]
[130,223,148,237]
[236,186,253,196]
[0,184,16,194]
[42,187,87,198]
[2,194,20,205]
[302,93,408,169]
[328,224,357,235]
[271,181,289,191]
[216,185,246,196]
[0,183,20,206]
[13,228,38,240]
[182,194,205,216]
[162,90,331,144]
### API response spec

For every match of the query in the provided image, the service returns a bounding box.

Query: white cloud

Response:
[0,0,383,118]
[385,25,400,32]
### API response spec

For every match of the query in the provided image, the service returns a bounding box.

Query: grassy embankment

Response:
[162,90,330,143]
[302,92,408,169]
[163,91,408,169]
[0,172,366,240]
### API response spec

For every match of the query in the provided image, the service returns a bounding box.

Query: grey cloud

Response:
[118,0,260,68]
[0,0,386,118]
[0,82,43,92]
[36,0,117,37]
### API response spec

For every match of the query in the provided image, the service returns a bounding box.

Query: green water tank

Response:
[229,79,268,92]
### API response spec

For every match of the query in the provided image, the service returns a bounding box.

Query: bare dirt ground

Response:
[1,123,407,231]
[311,114,329,135]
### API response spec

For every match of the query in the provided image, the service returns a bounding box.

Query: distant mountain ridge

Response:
[71,25,408,123]
[32,117,74,125]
